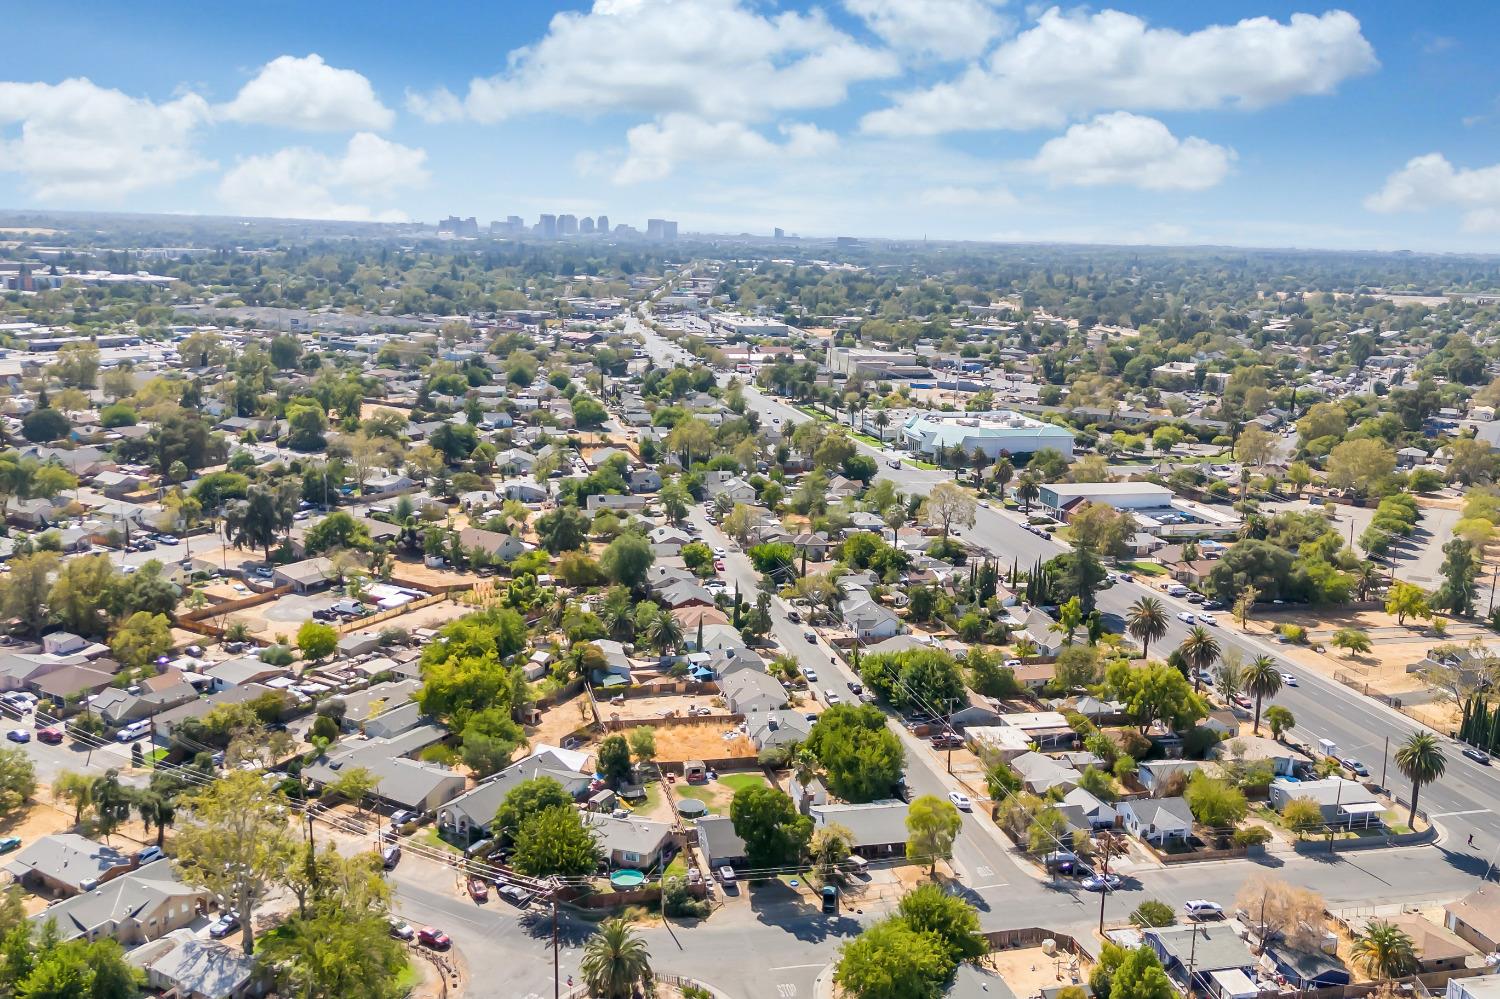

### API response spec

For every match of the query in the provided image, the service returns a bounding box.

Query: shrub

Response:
[663,876,710,919]
[1130,899,1176,927]
[1233,826,1272,847]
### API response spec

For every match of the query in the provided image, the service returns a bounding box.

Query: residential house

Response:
[702,471,756,505]
[1118,796,1194,843]
[1211,736,1310,778]
[722,670,789,715]
[810,800,911,858]
[129,930,264,999]
[1268,777,1380,826]
[203,657,290,691]
[457,527,528,562]
[34,863,208,945]
[1144,925,1256,991]
[1370,913,1474,973]
[437,745,592,839]
[747,709,811,751]
[1266,947,1351,990]
[1449,976,1500,999]
[1060,787,1117,829]
[1010,751,1081,795]
[1137,760,1200,796]
[1447,890,1500,953]
[585,814,674,870]
[695,815,747,869]
[838,591,903,642]
[997,711,1076,751]
[272,556,335,593]
[4,834,134,896]
[303,727,464,814]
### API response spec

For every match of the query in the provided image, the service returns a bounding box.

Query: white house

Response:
[1118,796,1194,843]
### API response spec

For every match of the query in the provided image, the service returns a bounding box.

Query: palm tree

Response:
[135,790,176,848]
[1178,626,1220,694]
[580,917,652,999]
[1352,920,1417,983]
[1015,474,1041,513]
[646,608,684,657]
[1243,656,1283,735]
[1394,732,1446,829]
[1354,561,1383,601]
[1126,597,1168,660]
[873,409,890,443]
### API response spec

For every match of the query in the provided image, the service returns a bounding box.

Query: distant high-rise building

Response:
[489,216,525,236]
[579,216,595,234]
[596,215,609,235]
[438,215,479,237]
[774,227,785,240]
[537,214,557,238]
[558,214,578,235]
[647,218,678,240]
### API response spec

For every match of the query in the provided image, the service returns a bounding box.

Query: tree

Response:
[627,727,656,766]
[105,611,171,673]
[172,770,296,954]
[1125,598,1169,659]
[805,704,905,803]
[134,788,176,849]
[905,795,962,875]
[1232,585,1259,630]
[1108,943,1175,999]
[896,883,985,964]
[0,551,59,635]
[1178,626,1220,693]
[1263,705,1295,740]
[1104,661,1208,733]
[10,935,144,999]
[1331,628,1373,657]
[1242,656,1283,735]
[1185,771,1248,831]
[1237,875,1329,953]
[1282,796,1324,836]
[512,804,599,877]
[600,533,654,590]
[303,511,373,555]
[809,823,854,879]
[1386,581,1430,626]
[835,917,954,999]
[1352,921,1418,983]
[730,784,812,868]
[325,766,378,813]
[257,887,407,999]
[47,554,117,638]
[921,482,976,540]
[52,771,95,824]
[21,407,69,443]
[223,480,300,562]
[986,761,1022,800]
[1433,539,1479,617]
[1236,426,1277,468]
[646,607,684,656]
[1015,474,1041,513]
[534,507,590,553]
[596,734,632,788]
[1394,732,1446,829]
[296,620,338,662]
[580,918,653,999]
[0,747,35,819]
[1069,503,1136,558]
[90,770,133,843]
[1051,597,1085,647]
[1130,900,1176,928]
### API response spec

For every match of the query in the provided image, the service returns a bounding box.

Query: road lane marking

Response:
[972,882,1009,890]
[771,964,825,971]
[1431,809,1491,818]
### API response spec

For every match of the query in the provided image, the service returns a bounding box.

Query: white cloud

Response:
[918,184,1017,207]
[1366,153,1500,231]
[0,78,212,201]
[845,0,1011,60]
[410,0,899,124]
[217,132,427,221]
[1027,112,1234,190]
[221,54,393,131]
[404,86,465,124]
[612,114,838,184]
[862,7,1376,135]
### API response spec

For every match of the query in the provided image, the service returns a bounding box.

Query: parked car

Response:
[5,729,29,744]
[887,458,901,468]
[135,846,164,865]
[382,845,401,869]
[847,681,862,694]
[496,880,533,907]
[1081,873,1122,892]
[1463,747,1492,765]
[786,610,801,623]
[1184,900,1224,919]
[803,631,817,643]
[388,919,415,940]
[1176,612,1197,624]
[718,866,737,885]
[930,733,964,749]
[0,836,20,854]
[1341,757,1370,777]
[467,876,488,902]
[36,727,62,745]
[823,690,840,705]
[417,927,451,949]
[821,885,839,913]
[208,912,241,939]
[802,669,817,683]
[948,791,972,811]
[1197,613,1217,626]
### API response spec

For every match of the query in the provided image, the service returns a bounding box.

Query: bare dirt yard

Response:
[527,693,597,750]
[646,720,756,764]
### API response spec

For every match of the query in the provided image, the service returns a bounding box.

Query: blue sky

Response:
[3,1,1500,252]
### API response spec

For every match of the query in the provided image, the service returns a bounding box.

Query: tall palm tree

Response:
[1126,597,1168,660]
[1352,921,1417,983]
[580,917,652,999]
[1354,561,1383,602]
[873,409,890,443]
[1178,626,1220,694]
[1394,732,1446,829]
[646,608,684,657]
[1015,474,1040,513]
[135,790,176,848]
[1243,656,1283,735]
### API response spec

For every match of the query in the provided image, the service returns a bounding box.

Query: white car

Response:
[1184,900,1223,919]
[948,792,972,811]
[824,690,840,704]
[1280,672,1299,687]
[1176,612,1197,624]
[1197,613,1217,626]
[713,548,726,558]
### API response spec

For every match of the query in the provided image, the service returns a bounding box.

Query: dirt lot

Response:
[222,592,343,638]
[984,945,1091,995]
[671,772,768,816]
[598,691,724,724]
[528,693,597,749]
[388,560,481,590]
[648,720,756,764]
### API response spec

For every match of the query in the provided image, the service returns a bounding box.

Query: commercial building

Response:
[647,218,678,240]
[902,411,1075,461]
[1036,481,1173,514]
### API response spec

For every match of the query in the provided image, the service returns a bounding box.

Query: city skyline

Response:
[3,1,1500,252]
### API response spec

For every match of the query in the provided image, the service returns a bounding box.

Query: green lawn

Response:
[394,961,423,996]
[1121,561,1168,577]
[664,853,689,879]
[910,459,939,470]
[145,748,169,765]
[416,827,464,856]
[718,774,767,794]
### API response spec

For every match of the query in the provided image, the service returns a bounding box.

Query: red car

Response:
[417,927,451,949]
[35,727,62,745]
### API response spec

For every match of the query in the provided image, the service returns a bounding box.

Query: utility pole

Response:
[553,897,560,999]
[1096,833,1116,932]
[1379,736,1390,791]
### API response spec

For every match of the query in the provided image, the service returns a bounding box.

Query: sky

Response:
[3,0,1500,252]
